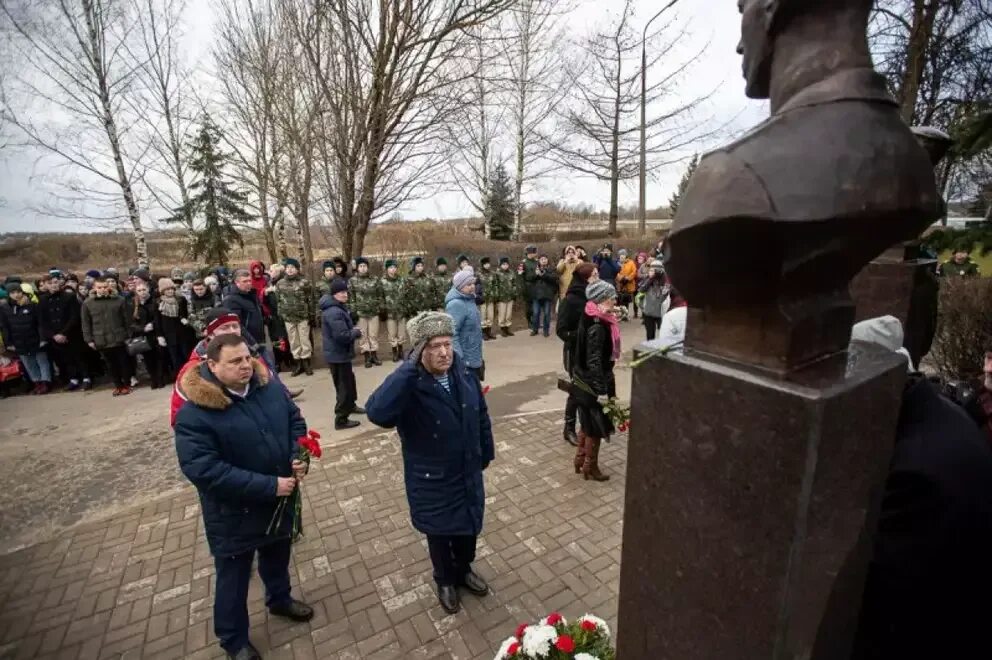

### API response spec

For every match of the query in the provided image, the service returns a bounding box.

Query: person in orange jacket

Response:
[615,249,638,321]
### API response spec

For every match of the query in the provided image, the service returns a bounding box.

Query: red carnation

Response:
[482,385,491,396]
[546,612,563,626]
[507,641,520,656]
[581,619,598,632]
[308,430,321,440]
[515,623,528,640]
[299,436,322,459]
[554,635,575,653]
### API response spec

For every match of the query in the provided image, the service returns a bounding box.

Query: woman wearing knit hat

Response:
[570,279,621,481]
[445,268,484,380]
[638,259,670,341]
[365,311,494,616]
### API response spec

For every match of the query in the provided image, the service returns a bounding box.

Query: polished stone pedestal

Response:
[850,245,938,368]
[616,343,906,659]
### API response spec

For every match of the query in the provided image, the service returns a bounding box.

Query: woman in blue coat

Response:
[444,268,485,381]
[365,311,495,615]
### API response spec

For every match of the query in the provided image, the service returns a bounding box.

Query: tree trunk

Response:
[276,207,288,259]
[512,37,528,241]
[608,50,622,237]
[259,201,277,263]
[83,0,148,268]
[899,0,938,124]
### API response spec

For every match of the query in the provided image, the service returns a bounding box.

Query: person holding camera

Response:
[638,259,670,340]
[557,246,580,301]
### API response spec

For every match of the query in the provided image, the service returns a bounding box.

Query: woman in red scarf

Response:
[570,279,622,481]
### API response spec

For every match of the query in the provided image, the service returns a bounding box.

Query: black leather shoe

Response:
[459,570,489,597]
[335,419,361,430]
[438,585,460,614]
[227,642,262,660]
[351,406,367,415]
[268,599,314,622]
[563,427,579,447]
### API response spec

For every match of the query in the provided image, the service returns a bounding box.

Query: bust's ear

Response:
[762,0,780,31]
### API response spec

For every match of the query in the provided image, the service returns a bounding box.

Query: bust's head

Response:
[737,0,873,99]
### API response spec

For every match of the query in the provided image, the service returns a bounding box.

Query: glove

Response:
[352,328,363,338]
[144,323,154,332]
[180,318,188,326]
[157,337,167,348]
[596,394,610,405]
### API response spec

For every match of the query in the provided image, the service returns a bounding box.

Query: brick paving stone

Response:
[0,411,627,659]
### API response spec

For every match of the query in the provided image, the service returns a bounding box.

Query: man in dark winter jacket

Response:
[39,275,89,390]
[1,284,52,394]
[366,311,494,616]
[174,334,314,660]
[320,279,363,430]
[82,277,133,396]
[521,246,539,326]
[593,244,621,282]
[555,263,598,447]
[224,270,266,354]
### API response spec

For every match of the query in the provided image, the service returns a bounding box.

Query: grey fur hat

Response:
[586,279,617,303]
[407,311,454,348]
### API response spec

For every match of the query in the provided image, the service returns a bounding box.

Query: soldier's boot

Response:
[392,346,401,363]
[396,345,405,362]
[371,351,383,366]
[291,359,305,377]
[364,352,373,369]
[502,326,514,337]
[483,327,494,341]
[303,358,314,376]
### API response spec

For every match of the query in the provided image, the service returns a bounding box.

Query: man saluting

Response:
[174,334,314,660]
[366,311,495,615]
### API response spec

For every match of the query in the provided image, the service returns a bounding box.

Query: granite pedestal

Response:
[616,342,907,659]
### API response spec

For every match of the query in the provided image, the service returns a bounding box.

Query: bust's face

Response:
[738,0,773,99]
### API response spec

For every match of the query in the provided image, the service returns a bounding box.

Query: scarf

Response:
[159,294,180,318]
[584,300,622,362]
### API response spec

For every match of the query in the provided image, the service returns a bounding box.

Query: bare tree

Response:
[281,0,517,261]
[213,0,283,262]
[551,0,712,236]
[1,0,151,265]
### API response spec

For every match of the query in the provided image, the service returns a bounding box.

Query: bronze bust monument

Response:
[666,0,940,374]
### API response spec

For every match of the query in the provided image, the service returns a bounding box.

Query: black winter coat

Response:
[319,295,360,364]
[571,312,616,439]
[38,291,83,343]
[556,277,587,373]
[1,301,44,354]
[129,297,158,339]
[224,290,266,345]
[174,360,307,556]
[155,296,194,347]
[527,266,558,301]
[853,377,992,659]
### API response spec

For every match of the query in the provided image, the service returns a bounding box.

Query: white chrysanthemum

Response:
[580,614,611,638]
[522,624,558,657]
[575,654,601,660]
[539,614,568,627]
[494,636,519,660]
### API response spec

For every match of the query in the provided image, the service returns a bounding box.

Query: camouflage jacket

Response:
[431,272,452,310]
[275,275,315,323]
[478,268,499,303]
[315,276,335,298]
[406,273,435,318]
[938,259,980,278]
[348,274,383,317]
[380,275,407,320]
[494,270,518,303]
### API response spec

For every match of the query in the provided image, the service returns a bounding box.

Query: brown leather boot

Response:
[582,437,610,481]
[573,432,587,474]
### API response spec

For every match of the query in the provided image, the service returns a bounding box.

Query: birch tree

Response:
[1,0,151,265]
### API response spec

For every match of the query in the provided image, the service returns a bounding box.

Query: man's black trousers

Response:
[329,362,357,423]
[426,534,477,587]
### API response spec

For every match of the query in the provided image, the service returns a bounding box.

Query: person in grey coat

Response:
[638,259,670,341]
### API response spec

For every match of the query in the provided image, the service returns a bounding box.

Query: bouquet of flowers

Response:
[494,612,615,660]
[267,429,322,541]
[602,398,630,433]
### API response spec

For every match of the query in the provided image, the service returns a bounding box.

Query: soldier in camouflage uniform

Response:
[380,260,408,362]
[495,257,518,336]
[316,260,336,298]
[478,257,499,340]
[431,258,452,311]
[349,257,384,368]
[406,257,435,321]
[275,257,317,376]
[938,247,981,278]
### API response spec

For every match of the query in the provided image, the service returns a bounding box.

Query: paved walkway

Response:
[0,411,626,660]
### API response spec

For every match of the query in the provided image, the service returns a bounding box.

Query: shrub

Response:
[929,277,992,381]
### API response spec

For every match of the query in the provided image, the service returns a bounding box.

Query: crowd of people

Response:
[0,239,688,401]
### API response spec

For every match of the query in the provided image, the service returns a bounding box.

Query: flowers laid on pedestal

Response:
[494,613,615,660]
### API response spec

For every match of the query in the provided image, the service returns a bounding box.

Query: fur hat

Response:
[321,260,335,271]
[499,256,510,265]
[452,268,475,291]
[410,256,424,269]
[436,257,448,267]
[331,278,349,295]
[384,259,397,270]
[525,245,538,254]
[586,280,617,303]
[456,254,470,265]
[158,277,176,291]
[480,257,491,266]
[356,257,369,267]
[407,311,454,349]
[282,257,301,270]
[85,270,101,279]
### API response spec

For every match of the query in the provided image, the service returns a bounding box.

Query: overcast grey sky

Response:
[0,0,767,233]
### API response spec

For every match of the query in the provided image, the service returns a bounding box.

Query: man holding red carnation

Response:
[174,334,314,660]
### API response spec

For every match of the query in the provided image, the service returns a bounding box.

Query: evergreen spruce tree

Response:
[668,153,699,218]
[166,115,249,265]
[484,164,515,241]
